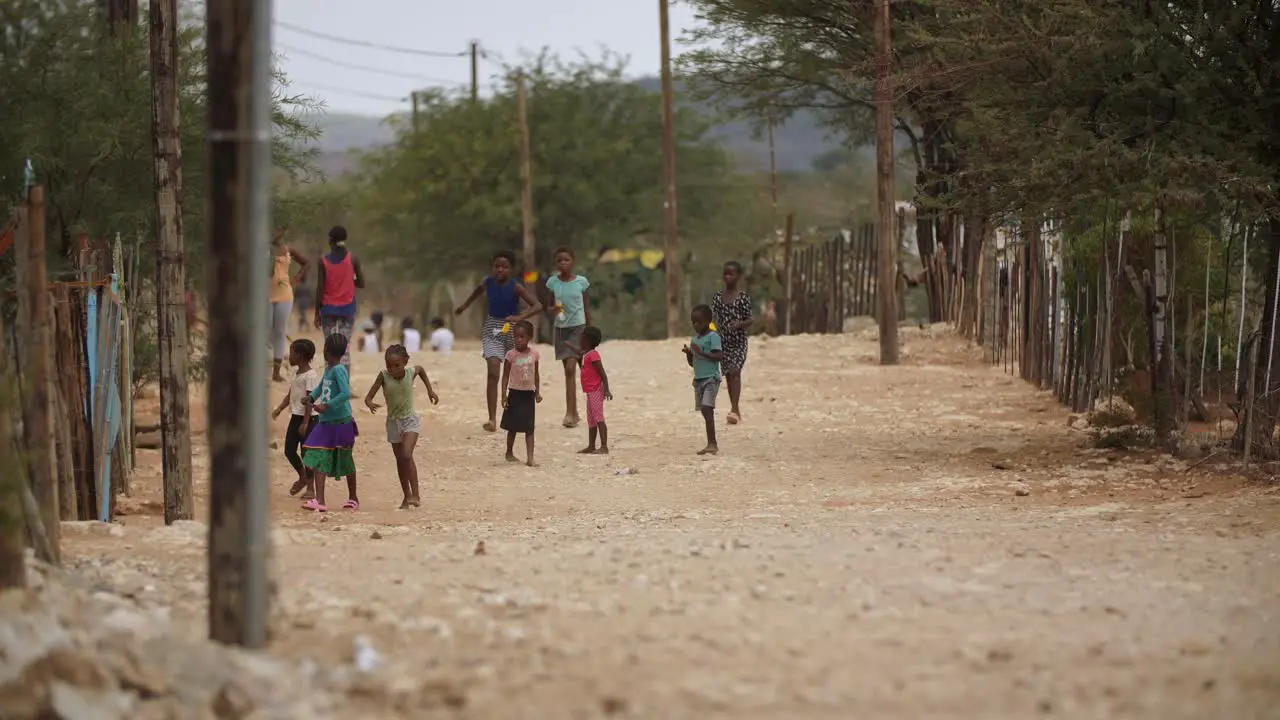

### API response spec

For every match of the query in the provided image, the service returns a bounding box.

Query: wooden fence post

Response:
[782,212,794,335]
[23,185,59,563]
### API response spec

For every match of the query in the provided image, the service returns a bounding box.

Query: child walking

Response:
[711,260,754,424]
[500,321,541,466]
[301,334,360,512]
[545,246,591,428]
[455,250,543,432]
[682,304,724,455]
[569,326,612,454]
[271,339,320,498]
[364,344,440,509]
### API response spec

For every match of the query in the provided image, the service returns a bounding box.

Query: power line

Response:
[290,80,409,103]
[275,21,467,58]
[277,43,466,85]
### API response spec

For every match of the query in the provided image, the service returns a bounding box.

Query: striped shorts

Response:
[481,316,514,359]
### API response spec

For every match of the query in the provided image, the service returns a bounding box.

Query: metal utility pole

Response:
[150,0,194,525]
[874,0,899,364]
[517,73,536,271]
[659,0,682,337]
[205,0,272,649]
[470,41,480,103]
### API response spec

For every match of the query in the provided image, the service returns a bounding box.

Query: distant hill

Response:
[306,75,853,179]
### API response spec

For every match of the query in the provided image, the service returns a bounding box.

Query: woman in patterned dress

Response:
[711,260,754,425]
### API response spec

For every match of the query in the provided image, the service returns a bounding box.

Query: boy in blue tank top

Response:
[455,250,543,432]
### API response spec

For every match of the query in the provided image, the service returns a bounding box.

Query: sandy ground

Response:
[38,327,1280,718]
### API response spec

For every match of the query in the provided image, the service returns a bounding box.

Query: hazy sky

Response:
[274,0,703,117]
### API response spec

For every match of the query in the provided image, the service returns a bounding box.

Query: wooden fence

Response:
[3,187,132,551]
[782,224,885,334]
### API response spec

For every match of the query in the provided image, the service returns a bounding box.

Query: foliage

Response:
[355,51,765,287]
[0,0,321,285]
[1,0,320,389]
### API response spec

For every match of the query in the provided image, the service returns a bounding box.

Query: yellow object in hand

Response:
[709,322,717,331]
[501,322,511,333]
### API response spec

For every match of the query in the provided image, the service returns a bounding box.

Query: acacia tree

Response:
[684,0,1280,446]
[679,0,984,323]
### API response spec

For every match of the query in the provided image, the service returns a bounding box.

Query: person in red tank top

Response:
[313,226,364,373]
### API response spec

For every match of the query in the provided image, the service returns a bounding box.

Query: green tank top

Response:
[382,369,415,419]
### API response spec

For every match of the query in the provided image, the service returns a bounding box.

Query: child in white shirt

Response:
[429,317,454,353]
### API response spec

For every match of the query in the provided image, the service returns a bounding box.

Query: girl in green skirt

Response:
[302,333,360,512]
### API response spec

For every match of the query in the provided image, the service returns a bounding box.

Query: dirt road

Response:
[48,328,1280,718]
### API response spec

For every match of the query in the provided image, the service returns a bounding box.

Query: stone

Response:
[211,681,254,720]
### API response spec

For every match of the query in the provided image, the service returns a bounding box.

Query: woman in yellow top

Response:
[271,232,310,382]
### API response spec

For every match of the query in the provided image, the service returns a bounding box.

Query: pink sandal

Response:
[342,499,359,511]
[301,499,327,512]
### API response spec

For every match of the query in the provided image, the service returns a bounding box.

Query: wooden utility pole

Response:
[768,114,779,219]
[206,0,272,648]
[411,91,420,131]
[22,185,59,564]
[470,41,480,103]
[659,0,682,337]
[0,311,24,590]
[874,0,899,364]
[783,212,795,335]
[100,0,138,27]
[150,0,194,525]
[517,73,536,271]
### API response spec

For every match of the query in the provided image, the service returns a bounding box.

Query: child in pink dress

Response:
[571,326,612,454]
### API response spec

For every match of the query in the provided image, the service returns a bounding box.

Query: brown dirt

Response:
[54,327,1280,718]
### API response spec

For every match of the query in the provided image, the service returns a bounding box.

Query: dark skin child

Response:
[546,250,591,427]
[455,255,543,432]
[719,262,752,420]
[565,336,613,454]
[500,324,542,467]
[682,308,724,455]
[364,350,439,509]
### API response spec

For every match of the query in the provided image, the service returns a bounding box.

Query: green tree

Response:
[0,0,319,283]
[357,51,753,284]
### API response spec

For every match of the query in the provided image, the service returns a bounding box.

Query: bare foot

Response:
[300,491,316,501]
[526,459,539,467]
[697,445,719,456]
[578,446,597,454]
[727,411,741,425]
[505,453,520,463]
[596,447,610,455]
[562,415,580,428]
[483,422,497,433]
[408,496,421,508]
[398,499,411,510]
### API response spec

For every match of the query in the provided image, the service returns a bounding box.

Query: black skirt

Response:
[501,389,537,433]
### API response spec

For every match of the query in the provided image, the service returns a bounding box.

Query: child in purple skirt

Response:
[301,333,360,512]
